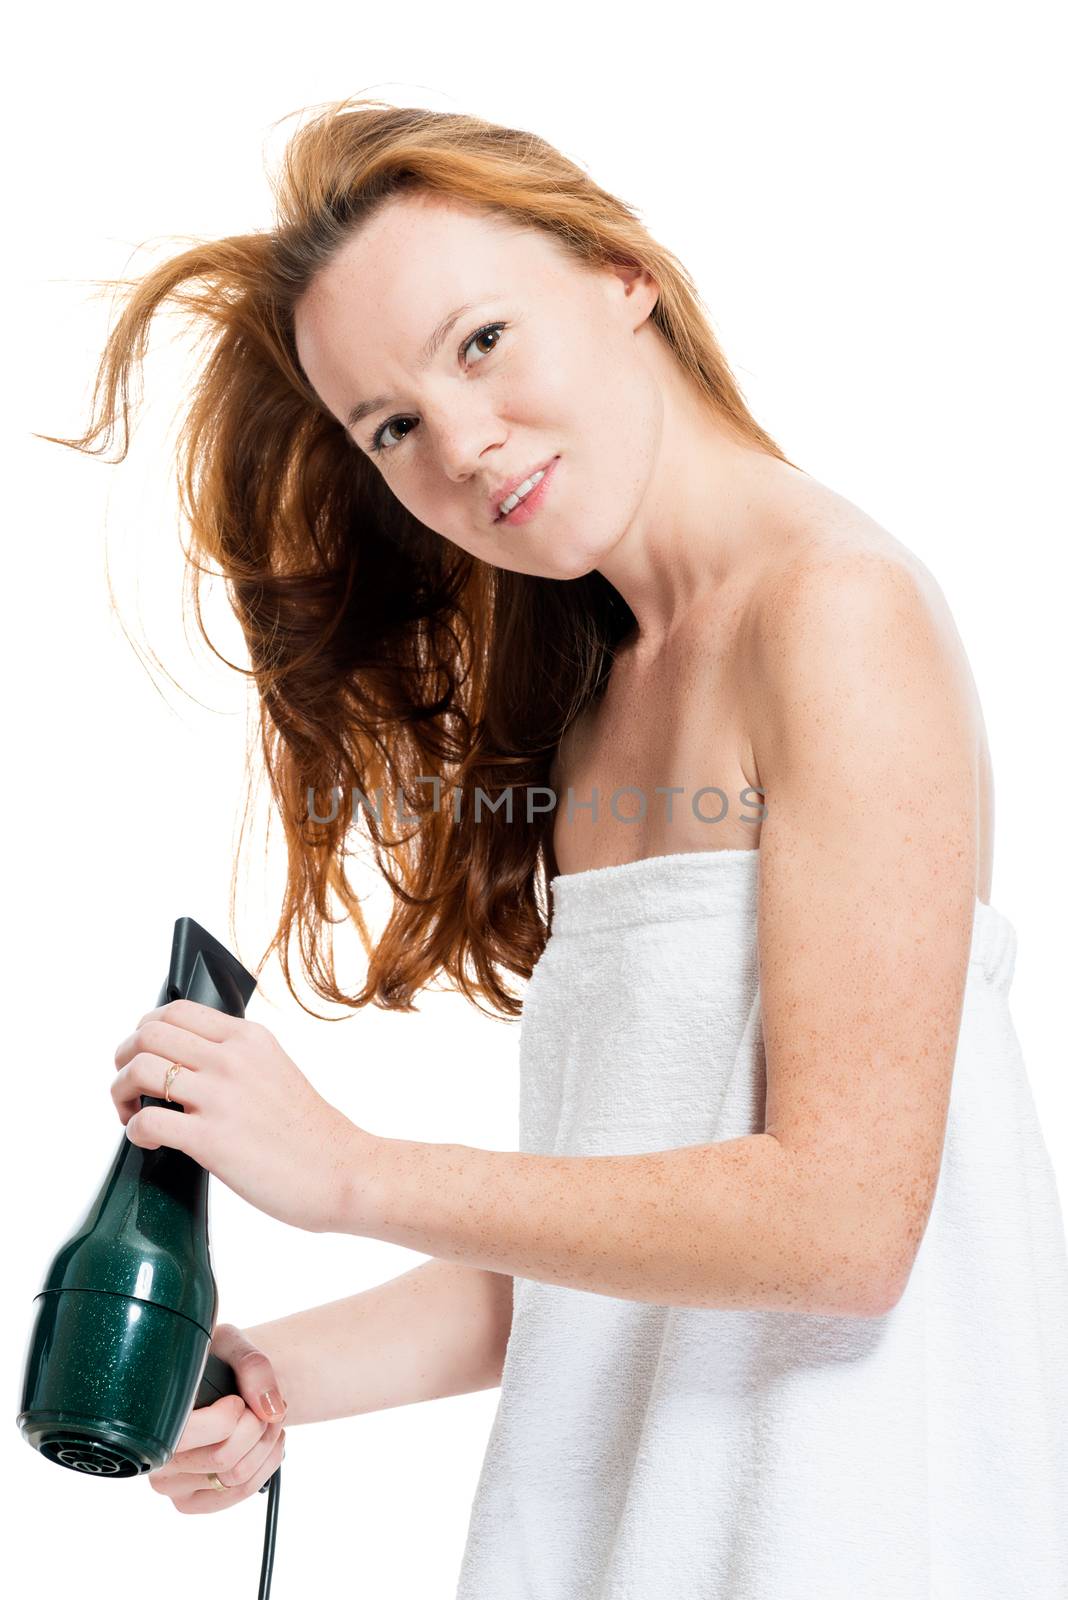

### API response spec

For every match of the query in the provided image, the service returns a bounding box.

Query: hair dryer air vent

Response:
[38,1434,144,1479]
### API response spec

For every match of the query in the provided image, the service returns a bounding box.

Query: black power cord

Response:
[197,1351,282,1597]
[256,1463,281,1599]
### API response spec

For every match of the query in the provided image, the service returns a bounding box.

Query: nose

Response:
[424,400,505,483]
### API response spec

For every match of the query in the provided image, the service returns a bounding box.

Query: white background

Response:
[4,1,1065,1594]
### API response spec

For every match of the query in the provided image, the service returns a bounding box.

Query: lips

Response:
[490,456,559,522]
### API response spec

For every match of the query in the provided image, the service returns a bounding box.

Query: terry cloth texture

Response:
[454,848,1068,1599]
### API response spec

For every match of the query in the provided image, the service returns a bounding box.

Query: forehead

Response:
[293,195,572,414]
[318,194,541,305]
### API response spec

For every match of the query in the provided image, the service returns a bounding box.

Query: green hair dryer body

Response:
[16,918,282,1594]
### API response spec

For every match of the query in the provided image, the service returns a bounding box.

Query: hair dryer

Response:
[16,916,282,1597]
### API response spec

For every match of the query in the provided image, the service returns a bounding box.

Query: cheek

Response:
[539,336,596,416]
[561,348,654,500]
[556,321,644,439]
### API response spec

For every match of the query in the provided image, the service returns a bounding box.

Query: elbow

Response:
[804,1267,900,1320]
[857,1223,922,1318]
[793,1166,916,1319]
[804,1226,912,1320]
[839,1246,913,1319]
[846,1272,904,1320]
[770,1140,916,1319]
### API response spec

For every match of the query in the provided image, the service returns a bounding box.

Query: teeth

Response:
[499,468,546,517]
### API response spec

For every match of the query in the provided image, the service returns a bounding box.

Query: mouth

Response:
[493,455,561,525]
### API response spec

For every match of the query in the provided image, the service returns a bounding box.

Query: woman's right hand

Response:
[147,1323,288,1515]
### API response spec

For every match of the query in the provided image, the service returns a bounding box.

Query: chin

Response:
[549,552,601,581]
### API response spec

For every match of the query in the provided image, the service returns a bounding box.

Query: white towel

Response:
[454,849,1068,1598]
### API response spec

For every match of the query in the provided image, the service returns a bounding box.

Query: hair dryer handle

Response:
[195,1351,276,1494]
[195,1351,241,1407]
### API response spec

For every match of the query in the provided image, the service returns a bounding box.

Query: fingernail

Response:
[261,1388,285,1416]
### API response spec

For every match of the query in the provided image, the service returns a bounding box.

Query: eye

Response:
[368,321,508,455]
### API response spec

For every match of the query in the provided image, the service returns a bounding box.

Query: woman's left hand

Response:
[112,998,376,1234]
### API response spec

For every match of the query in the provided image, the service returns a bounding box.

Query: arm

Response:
[241,1260,513,1428]
[352,1131,871,1315]
[748,550,979,1312]
[339,554,978,1321]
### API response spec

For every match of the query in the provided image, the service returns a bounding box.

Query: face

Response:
[293,191,663,578]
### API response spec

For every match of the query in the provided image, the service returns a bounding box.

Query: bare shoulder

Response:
[741,487,985,778]
[748,483,956,642]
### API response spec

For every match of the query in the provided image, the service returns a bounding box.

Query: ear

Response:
[605,258,660,327]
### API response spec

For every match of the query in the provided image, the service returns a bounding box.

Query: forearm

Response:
[348,1132,888,1318]
[241,1259,512,1428]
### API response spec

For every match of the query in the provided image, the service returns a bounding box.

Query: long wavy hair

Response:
[39,96,799,1022]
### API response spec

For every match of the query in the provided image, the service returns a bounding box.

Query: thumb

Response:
[209,1321,288,1425]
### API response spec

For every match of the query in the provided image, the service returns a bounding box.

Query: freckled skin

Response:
[296,191,994,1321]
[338,535,993,1323]
[348,1129,873,1316]
[747,542,991,1316]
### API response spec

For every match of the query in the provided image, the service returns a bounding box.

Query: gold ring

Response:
[163,1061,184,1103]
[206,1471,227,1490]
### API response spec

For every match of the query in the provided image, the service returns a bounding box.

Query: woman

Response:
[50,97,1067,1594]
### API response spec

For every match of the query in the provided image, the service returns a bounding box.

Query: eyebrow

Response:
[345,296,499,434]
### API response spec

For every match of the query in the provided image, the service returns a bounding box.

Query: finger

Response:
[150,1395,249,1483]
[172,1393,246,1454]
[209,1324,288,1425]
[114,1017,224,1073]
[180,1430,285,1514]
[112,1054,205,1120]
[213,1421,285,1490]
[124,1101,198,1156]
[135,998,244,1043]
[172,1412,276,1480]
